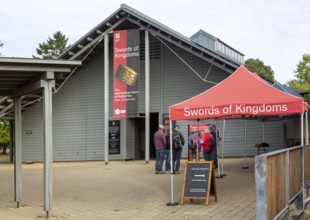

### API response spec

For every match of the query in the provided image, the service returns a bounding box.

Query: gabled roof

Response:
[59,4,240,73]
[170,66,307,120]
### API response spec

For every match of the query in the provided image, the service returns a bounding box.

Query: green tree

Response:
[287,54,310,103]
[0,120,9,155]
[33,31,69,59]
[244,58,275,82]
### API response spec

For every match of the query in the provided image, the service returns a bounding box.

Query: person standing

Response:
[172,125,185,174]
[164,129,171,171]
[202,127,214,161]
[210,124,219,169]
[188,130,198,161]
[153,125,166,174]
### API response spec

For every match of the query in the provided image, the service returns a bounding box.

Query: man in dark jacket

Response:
[154,125,166,174]
[172,125,185,174]
[209,124,219,169]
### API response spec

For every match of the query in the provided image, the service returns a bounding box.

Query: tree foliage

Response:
[244,58,275,82]
[0,119,9,155]
[287,54,310,103]
[33,31,69,59]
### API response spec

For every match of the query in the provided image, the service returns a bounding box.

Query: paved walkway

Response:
[0,158,256,220]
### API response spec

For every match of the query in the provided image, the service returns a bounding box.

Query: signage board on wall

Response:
[109,120,121,154]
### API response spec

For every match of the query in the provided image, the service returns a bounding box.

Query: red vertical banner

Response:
[113,29,140,118]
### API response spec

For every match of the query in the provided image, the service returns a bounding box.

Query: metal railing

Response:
[255,145,310,220]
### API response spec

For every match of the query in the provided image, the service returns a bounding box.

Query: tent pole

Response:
[196,119,200,161]
[215,120,222,178]
[221,119,226,177]
[241,119,249,169]
[167,119,178,206]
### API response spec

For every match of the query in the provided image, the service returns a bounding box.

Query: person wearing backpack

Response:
[202,127,215,161]
[172,125,185,174]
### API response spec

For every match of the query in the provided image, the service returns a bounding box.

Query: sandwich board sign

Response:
[181,161,217,206]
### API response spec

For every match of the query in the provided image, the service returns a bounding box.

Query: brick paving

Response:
[0,158,256,220]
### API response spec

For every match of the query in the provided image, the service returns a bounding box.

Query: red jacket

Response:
[202,133,212,150]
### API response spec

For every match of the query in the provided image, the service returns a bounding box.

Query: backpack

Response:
[209,134,216,148]
[173,134,182,149]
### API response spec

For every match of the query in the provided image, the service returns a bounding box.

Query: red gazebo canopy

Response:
[170,66,308,120]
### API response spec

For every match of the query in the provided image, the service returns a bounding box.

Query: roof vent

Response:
[191,29,244,64]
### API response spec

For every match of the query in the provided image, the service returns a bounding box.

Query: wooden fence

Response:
[255,145,310,220]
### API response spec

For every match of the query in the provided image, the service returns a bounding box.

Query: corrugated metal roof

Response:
[272,82,303,98]
[0,57,81,118]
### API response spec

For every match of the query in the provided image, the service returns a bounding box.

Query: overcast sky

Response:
[1,0,309,84]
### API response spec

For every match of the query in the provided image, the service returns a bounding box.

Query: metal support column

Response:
[14,97,22,208]
[167,119,178,206]
[43,78,54,218]
[104,34,109,165]
[145,30,150,164]
[301,113,305,210]
[241,119,249,169]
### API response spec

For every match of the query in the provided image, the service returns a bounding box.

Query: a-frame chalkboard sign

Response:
[181,161,218,206]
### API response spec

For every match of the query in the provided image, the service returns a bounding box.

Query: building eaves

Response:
[0,57,82,119]
[59,4,240,72]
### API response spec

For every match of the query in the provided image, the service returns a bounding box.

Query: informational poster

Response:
[109,120,120,154]
[181,161,217,206]
[188,123,207,141]
[113,29,140,118]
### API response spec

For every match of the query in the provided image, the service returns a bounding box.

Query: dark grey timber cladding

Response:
[126,118,135,159]
[22,53,105,162]
[53,67,87,161]
[162,43,229,110]
[22,102,44,161]
[85,53,105,160]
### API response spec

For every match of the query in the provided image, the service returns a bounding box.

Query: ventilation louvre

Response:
[140,42,161,60]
